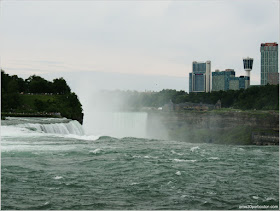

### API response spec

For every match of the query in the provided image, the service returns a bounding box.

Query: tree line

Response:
[1,70,71,94]
[1,70,83,123]
[96,84,279,111]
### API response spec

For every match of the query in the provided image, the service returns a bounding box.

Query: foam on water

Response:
[171,150,183,155]
[173,159,197,162]
[190,146,200,152]
[64,134,100,141]
[1,125,45,137]
[53,176,63,180]
[208,157,220,160]
[175,171,181,176]
[89,149,101,154]
[264,197,277,201]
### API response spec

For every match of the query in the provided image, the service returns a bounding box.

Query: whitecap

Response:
[171,150,183,155]
[144,155,158,159]
[208,157,219,160]
[173,159,196,162]
[53,176,63,180]
[175,171,181,176]
[207,191,217,195]
[89,148,101,154]
[48,187,60,190]
[252,196,259,200]
[64,134,100,141]
[264,197,276,201]
[190,146,200,152]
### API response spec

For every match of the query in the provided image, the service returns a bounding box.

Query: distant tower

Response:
[243,57,253,78]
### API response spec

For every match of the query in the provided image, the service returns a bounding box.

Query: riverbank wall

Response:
[146,110,279,145]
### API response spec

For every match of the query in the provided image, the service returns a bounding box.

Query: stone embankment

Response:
[251,132,279,145]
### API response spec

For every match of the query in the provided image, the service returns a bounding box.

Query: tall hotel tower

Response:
[189,61,211,93]
[260,42,279,85]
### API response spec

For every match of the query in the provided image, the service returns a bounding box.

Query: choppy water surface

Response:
[1,117,279,210]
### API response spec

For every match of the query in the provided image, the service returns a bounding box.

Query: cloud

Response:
[0,0,278,91]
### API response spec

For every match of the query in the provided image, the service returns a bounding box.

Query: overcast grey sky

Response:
[0,0,279,93]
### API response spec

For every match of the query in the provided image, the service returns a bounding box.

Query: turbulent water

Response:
[1,117,279,210]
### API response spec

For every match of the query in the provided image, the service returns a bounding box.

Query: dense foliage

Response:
[1,70,83,122]
[96,85,279,111]
[2,70,71,95]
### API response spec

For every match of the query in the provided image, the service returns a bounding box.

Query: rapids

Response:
[1,117,279,210]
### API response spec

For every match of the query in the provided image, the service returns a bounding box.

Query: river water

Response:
[1,116,279,210]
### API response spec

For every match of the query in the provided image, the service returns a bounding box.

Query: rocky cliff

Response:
[146,110,279,145]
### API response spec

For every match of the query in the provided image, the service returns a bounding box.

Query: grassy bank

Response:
[19,94,56,110]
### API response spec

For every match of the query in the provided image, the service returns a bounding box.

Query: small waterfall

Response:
[21,120,85,135]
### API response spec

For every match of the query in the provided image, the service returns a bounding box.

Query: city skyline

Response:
[0,0,279,93]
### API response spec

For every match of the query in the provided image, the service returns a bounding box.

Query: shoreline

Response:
[2,109,278,146]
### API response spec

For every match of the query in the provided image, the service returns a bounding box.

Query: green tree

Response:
[34,99,46,112]
[26,75,52,93]
[53,78,71,94]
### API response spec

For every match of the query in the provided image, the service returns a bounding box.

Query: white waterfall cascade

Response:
[19,120,85,135]
[84,111,148,138]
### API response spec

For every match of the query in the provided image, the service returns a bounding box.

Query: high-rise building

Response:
[267,72,279,85]
[212,69,235,91]
[212,69,249,92]
[189,61,211,93]
[228,76,250,90]
[238,76,250,89]
[260,42,278,85]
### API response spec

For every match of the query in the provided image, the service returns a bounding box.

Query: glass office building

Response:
[260,43,278,85]
[212,69,235,91]
[189,61,211,93]
[212,69,249,91]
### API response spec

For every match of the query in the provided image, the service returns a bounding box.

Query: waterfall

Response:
[20,120,85,135]
[84,111,148,138]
